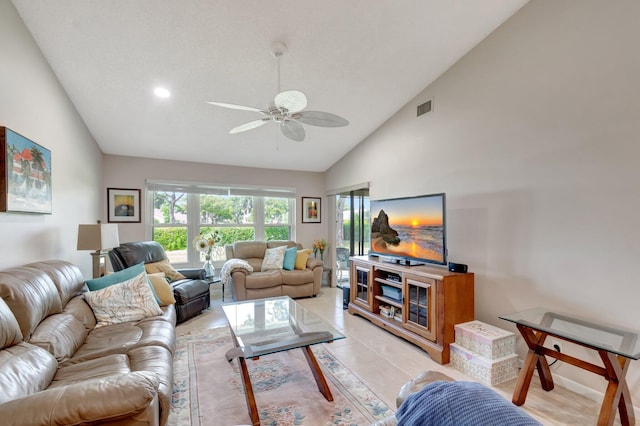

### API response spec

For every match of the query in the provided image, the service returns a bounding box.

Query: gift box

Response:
[454,320,516,360]
[450,342,518,386]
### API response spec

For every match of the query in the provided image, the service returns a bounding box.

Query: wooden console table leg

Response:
[301,346,333,401]
[513,349,539,405]
[598,352,634,426]
[513,325,555,406]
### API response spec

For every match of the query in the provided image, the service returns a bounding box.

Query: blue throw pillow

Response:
[86,262,161,304]
[282,246,298,271]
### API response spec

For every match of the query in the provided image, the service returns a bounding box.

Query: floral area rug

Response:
[169,327,392,425]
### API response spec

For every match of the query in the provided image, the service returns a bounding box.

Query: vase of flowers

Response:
[193,231,220,278]
[312,239,327,263]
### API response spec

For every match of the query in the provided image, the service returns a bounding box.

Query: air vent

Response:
[417,99,432,117]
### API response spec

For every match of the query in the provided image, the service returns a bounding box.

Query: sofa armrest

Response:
[229,269,250,300]
[177,268,205,279]
[0,372,160,425]
[306,257,324,270]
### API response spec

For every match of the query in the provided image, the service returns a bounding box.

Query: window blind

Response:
[146,179,296,198]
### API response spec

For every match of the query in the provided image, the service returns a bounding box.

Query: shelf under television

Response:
[374,277,402,288]
[374,295,403,309]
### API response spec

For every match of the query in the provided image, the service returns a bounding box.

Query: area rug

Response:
[169,327,392,425]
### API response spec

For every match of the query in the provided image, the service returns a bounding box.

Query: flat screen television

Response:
[369,193,446,266]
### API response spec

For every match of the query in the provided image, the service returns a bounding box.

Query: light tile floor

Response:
[178,285,618,426]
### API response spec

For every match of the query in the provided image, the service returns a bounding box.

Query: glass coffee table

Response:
[500,308,640,426]
[222,296,345,426]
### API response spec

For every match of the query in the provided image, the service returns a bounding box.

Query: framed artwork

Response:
[107,188,141,223]
[302,196,321,223]
[0,127,52,214]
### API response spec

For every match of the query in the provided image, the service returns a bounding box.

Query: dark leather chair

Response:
[109,241,211,323]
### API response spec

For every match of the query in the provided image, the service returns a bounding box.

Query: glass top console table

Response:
[222,296,345,426]
[500,308,639,426]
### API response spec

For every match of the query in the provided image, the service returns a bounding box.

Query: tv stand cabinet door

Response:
[403,275,437,341]
[351,261,373,311]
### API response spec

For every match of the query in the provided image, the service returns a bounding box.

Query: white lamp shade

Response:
[77,224,120,251]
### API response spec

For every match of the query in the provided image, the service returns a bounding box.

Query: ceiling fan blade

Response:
[229,118,271,134]
[207,101,266,113]
[274,90,307,113]
[280,120,305,142]
[294,111,349,127]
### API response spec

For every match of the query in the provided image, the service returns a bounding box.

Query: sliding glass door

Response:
[335,189,370,287]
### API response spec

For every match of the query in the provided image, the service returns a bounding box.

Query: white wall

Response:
[0,0,102,276]
[327,0,639,405]
[102,154,328,250]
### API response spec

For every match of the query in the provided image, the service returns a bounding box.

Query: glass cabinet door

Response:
[403,276,436,341]
[352,263,372,311]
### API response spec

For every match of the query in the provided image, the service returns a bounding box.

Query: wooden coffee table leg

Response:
[237,356,260,426]
[226,343,260,425]
[301,346,333,401]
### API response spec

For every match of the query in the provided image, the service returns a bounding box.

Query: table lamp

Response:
[77,220,120,278]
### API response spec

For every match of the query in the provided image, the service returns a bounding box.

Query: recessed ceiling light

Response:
[154,87,170,98]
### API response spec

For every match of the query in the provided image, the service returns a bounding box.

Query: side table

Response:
[205,276,224,301]
[500,308,639,426]
[321,267,332,287]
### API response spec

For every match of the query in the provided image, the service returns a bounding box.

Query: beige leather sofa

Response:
[225,240,323,301]
[0,260,176,426]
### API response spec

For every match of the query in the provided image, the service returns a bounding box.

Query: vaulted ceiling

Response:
[12,0,528,172]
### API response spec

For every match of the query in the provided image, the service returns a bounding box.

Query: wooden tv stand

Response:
[348,256,474,364]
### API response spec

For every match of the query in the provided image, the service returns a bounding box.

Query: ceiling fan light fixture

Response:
[206,41,348,142]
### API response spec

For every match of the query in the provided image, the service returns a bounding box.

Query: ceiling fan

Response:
[207,42,348,142]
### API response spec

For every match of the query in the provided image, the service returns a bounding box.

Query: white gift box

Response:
[450,342,518,386]
[454,320,516,360]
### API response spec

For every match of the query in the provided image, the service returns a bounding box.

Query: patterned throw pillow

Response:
[84,271,163,328]
[261,245,287,271]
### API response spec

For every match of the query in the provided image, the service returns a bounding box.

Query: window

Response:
[147,181,295,266]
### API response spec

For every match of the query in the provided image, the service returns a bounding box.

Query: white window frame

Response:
[145,180,295,268]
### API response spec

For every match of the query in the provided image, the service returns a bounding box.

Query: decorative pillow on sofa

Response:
[147,273,176,306]
[295,249,312,270]
[261,245,287,271]
[144,259,186,281]
[84,271,163,328]
[87,263,161,304]
[283,246,298,271]
[86,262,146,291]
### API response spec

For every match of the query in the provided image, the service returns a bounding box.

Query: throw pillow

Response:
[86,263,161,305]
[282,246,298,271]
[86,262,146,291]
[144,259,186,281]
[295,249,312,270]
[84,271,163,328]
[147,273,176,306]
[261,245,287,271]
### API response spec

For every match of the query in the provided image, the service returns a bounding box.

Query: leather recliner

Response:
[109,241,211,323]
[224,240,323,301]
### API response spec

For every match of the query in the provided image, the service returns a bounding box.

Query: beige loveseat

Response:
[224,240,323,301]
[0,260,176,426]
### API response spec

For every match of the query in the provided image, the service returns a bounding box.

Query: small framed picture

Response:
[107,188,141,223]
[302,196,321,223]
